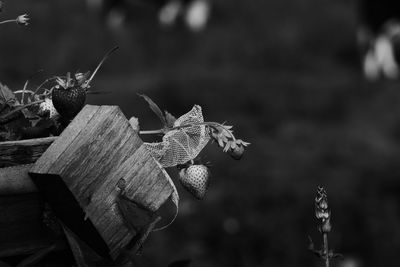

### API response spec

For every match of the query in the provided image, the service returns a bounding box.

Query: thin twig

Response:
[0,19,16,24]
[139,121,237,141]
[33,77,58,95]
[323,233,329,267]
[86,46,119,86]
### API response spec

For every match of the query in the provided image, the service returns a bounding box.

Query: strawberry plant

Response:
[0,47,118,141]
[0,5,250,264]
[137,94,250,201]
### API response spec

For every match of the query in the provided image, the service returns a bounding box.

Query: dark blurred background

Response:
[2,0,400,266]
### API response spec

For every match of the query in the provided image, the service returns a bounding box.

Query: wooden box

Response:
[0,105,175,261]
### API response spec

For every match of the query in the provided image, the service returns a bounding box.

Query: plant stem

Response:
[139,121,237,141]
[34,77,57,95]
[0,19,16,25]
[139,129,164,135]
[323,233,329,267]
[86,46,119,86]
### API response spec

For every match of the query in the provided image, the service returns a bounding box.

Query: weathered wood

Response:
[29,105,175,259]
[0,137,56,167]
[30,105,100,173]
[0,164,37,194]
[0,116,141,195]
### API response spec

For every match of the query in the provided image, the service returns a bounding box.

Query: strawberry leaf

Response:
[139,94,167,127]
[0,83,16,107]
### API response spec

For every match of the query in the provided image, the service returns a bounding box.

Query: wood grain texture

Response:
[29,105,174,259]
[0,137,56,168]
[30,105,100,174]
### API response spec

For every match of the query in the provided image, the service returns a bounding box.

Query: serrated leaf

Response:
[0,83,16,107]
[139,94,167,127]
[165,110,177,128]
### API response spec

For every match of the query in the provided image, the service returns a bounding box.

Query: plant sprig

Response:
[309,186,343,267]
[138,94,250,161]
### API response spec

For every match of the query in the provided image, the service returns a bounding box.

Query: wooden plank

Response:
[123,146,174,211]
[30,105,101,174]
[48,105,120,175]
[0,137,56,168]
[29,105,175,259]
[63,108,139,205]
[133,171,173,211]
[0,164,37,194]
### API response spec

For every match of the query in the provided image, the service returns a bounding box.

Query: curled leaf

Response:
[139,94,167,127]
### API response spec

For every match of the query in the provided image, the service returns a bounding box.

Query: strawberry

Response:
[228,144,244,160]
[38,98,59,119]
[50,47,119,121]
[51,73,88,120]
[179,164,210,200]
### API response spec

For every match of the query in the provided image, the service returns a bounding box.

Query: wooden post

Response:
[29,105,175,259]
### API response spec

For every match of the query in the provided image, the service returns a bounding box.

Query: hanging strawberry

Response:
[179,164,210,200]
